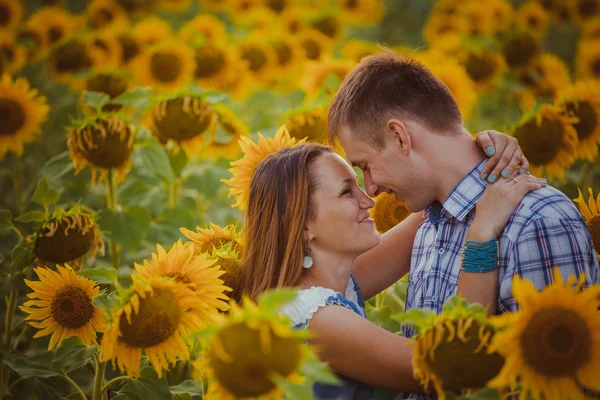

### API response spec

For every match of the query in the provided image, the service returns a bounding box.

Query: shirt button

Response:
[432,296,438,302]
[438,248,445,255]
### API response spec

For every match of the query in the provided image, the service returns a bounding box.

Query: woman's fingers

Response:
[487,144,518,183]
[476,130,531,182]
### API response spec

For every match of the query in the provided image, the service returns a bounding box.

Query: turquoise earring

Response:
[302,243,313,269]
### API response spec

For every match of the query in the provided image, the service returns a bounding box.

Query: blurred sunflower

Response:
[206,246,243,301]
[488,0,514,33]
[501,31,542,70]
[341,39,381,63]
[195,296,312,399]
[178,14,228,46]
[228,0,264,20]
[516,53,571,107]
[559,80,600,161]
[269,34,304,75]
[100,277,218,378]
[511,104,578,180]
[131,41,195,91]
[339,0,384,25]
[83,71,130,113]
[0,31,26,75]
[31,206,104,268]
[302,58,355,100]
[28,7,81,46]
[297,28,333,61]
[16,25,47,62]
[20,264,107,350]
[148,94,216,155]
[87,32,123,71]
[576,40,600,80]
[573,188,600,254]
[117,33,141,66]
[200,0,230,11]
[460,48,507,92]
[68,115,135,184]
[280,6,305,34]
[412,299,505,397]
[205,104,250,159]
[131,16,173,47]
[218,58,253,100]
[0,74,50,161]
[47,38,100,88]
[515,1,550,37]
[535,0,571,23]
[0,0,22,30]
[283,105,328,143]
[568,0,600,23]
[134,240,231,304]
[238,38,276,82]
[308,13,344,41]
[159,0,193,12]
[582,17,600,41]
[87,0,129,33]
[462,2,496,38]
[262,0,294,14]
[193,43,234,88]
[223,125,306,211]
[423,13,468,45]
[488,268,600,399]
[181,223,244,255]
[370,193,411,234]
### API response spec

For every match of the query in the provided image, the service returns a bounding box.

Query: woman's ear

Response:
[303,225,315,243]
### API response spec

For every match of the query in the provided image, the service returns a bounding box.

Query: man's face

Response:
[337,125,431,212]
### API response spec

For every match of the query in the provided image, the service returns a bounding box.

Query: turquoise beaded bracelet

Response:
[460,239,499,273]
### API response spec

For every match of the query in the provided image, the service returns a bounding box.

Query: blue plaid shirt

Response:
[401,160,600,340]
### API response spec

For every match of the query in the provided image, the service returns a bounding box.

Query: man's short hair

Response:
[327,49,462,149]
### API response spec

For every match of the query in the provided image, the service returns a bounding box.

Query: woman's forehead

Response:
[317,152,357,182]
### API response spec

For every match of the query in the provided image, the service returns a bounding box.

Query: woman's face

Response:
[306,152,381,257]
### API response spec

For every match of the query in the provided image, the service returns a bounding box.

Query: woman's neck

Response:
[302,250,355,294]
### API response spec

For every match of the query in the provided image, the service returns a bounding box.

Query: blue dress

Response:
[280,275,375,400]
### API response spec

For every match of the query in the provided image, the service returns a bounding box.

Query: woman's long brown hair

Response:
[236,143,331,301]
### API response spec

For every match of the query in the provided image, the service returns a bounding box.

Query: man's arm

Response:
[499,216,600,312]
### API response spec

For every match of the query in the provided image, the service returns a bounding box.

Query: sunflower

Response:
[237,38,276,82]
[573,187,600,255]
[205,246,243,300]
[131,16,173,47]
[116,0,160,13]
[577,40,600,80]
[100,276,220,378]
[297,28,333,61]
[406,297,505,398]
[147,94,216,155]
[283,105,328,143]
[0,74,50,161]
[502,31,542,70]
[515,1,550,37]
[536,0,572,23]
[488,0,514,33]
[307,13,344,41]
[31,206,104,269]
[83,71,130,113]
[280,6,306,34]
[582,17,600,41]
[134,240,231,304]
[200,0,230,11]
[181,222,244,256]
[0,31,26,76]
[177,14,228,46]
[16,25,47,63]
[488,267,600,399]
[192,42,234,88]
[205,105,250,159]
[269,34,304,75]
[511,104,578,180]
[117,33,141,66]
[559,80,600,161]
[423,13,469,45]
[370,192,411,234]
[87,32,123,71]
[47,38,100,87]
[222,125,306,211]
[159,0,193,12]
[460,48,507,92]
[28,7,81,46]
[341,39,381,63]
[0,0,22,31]
[68,115,135,184]
[130,40,195,92]
[516,52,571,107]
[301,58,356,100]
[19,264,107,350]
[339,0,384,25]
[218,56,253,100]
[568,0,600,23]
[195,295,317,399]
[87,0,129,34]
[461,2,496,38]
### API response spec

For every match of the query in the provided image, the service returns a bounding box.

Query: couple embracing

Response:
[234,50,600,399]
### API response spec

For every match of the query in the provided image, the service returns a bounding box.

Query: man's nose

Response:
[364,175,380,197]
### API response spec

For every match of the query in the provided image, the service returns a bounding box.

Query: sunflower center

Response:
[465,53,496,83]
[152,97,213,142]
[118,35,140,63]
[166,272,192,286]
[51,41,93,74]
[0,44,14,63]
[301,37,321,60]
[150,51,182,83]
[194,46,225,78]
[274,42,292,66]
[51,286,96,329]
[266,0,286,13]
[119,287,182,348]
[209,322,302,397]
[0,4,10,27]
[287,113,326,142]
[241,46,267,72]
[90,7,115,29]
[34,216,97,264]
[579,0,598,17]
[17,30,42,55]
[345,0,358,10]
[527,15,540,28]
[199,237,240,254]
[502,35,540,68]
[75,119,134,169]
[311,16,338,38]
[565,101,597,141]
[513,117,564,166]
[588,215,600,250]
[48,26,64,44]
[520,307,592,377]
[0,98,26,136]
[591,58,600,78]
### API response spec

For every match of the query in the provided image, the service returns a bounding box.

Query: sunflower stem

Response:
[168,180,180,207]
[106,169,120,270]
[578,161,594,188]
[11,153,25,214]
[375,289,386,309]
[61,370,88,400]
[92,359,105,400]
[100,376,129,393]
[1,292,18,386]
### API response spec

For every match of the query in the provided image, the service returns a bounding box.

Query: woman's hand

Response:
[468,175,546,242]
[475,130,529,184]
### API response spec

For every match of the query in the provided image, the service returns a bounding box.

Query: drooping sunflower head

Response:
[573,187,600,254]
[0,0,22,30]
[559,80,600,161]
[148,94,216,155]
[31,205,104,269]
[134,240,231,307]
[282,105,328,143]
[87,0,130,33]
[100,276,210,378]
[460,47,507,92]
[501,31,542,70]
[67,115,135,184]
[577,40,600,80]
[0,74,50,161]
[0,31,26,75]
[339,0,385,25]
[370,192,411,234]
[181,222,244,255]
[515,1,550,37]
[19,264,107,350]
[83,71,130,113]
[510,103,578,180]
[488,267,600,398]
[177,14,228,46]
[222,125,306,210]
[204,104,250,160]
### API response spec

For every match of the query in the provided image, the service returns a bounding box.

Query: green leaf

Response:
[173,394,193,400]
[138,141,175,183]
[0,209,12,237]
[169,380,203,396]
[15,211,47,223]
[98,206,151,250]
[10,239,33,275]
[455,388,501,400]
[42,151,74,182]
[273,376,313,400]
[3,352,57,378]
[300,355,340,386]
[62,393,84,399]
[33,176,60,209]
[112,87,153,107]
[80,266,118,285]
[82,91,111,111]
[394,309,436,333]
[257,289,297,313]
[117,359,171,400]
[51,337,96,373]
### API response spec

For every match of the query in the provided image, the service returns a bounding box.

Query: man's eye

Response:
[342,188,352,195]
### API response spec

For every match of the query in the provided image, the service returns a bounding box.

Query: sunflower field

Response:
[1,0,600,399]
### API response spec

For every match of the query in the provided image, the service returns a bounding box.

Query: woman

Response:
[237,140,545,398]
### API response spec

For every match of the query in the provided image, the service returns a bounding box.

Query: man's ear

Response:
[386,119,412,152]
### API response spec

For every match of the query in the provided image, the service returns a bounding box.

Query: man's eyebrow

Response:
[338,178,353,190]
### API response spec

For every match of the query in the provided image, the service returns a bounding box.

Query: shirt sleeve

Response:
[498,216,600,313]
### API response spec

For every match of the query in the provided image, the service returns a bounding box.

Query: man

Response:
[327,49,600,343]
